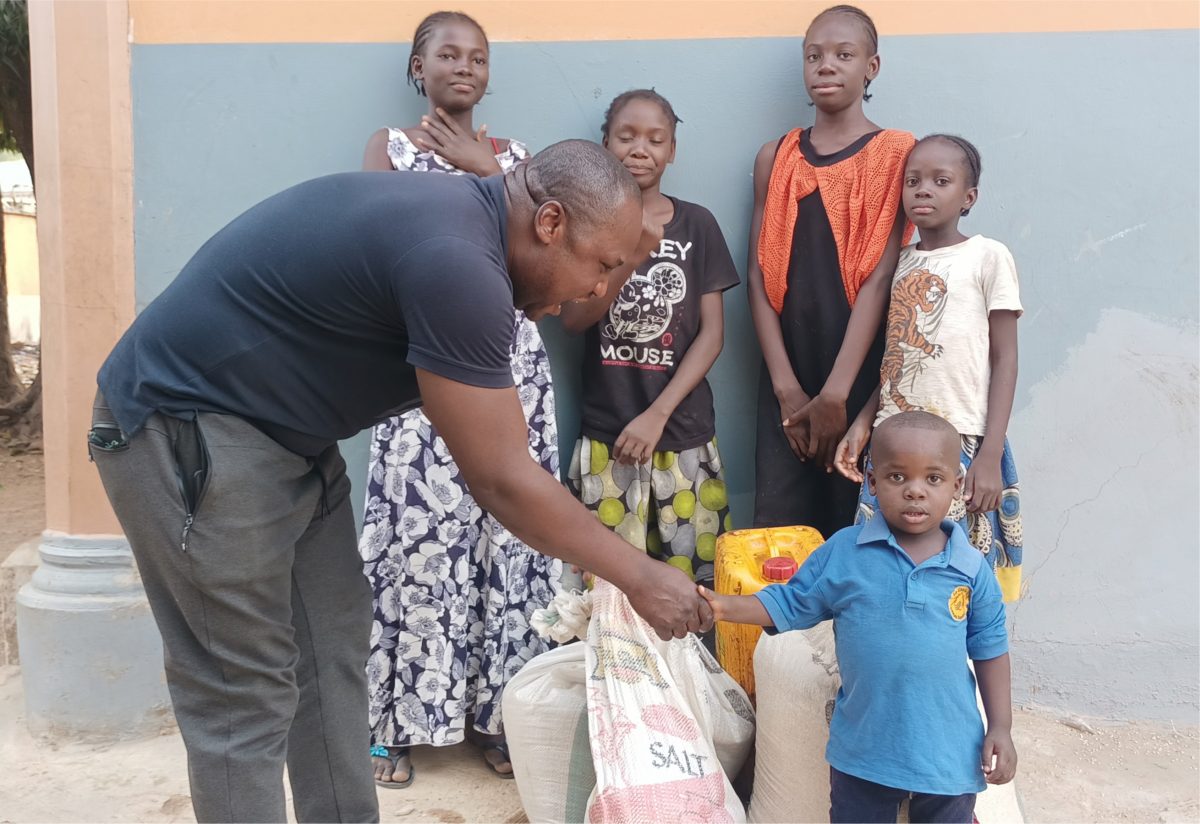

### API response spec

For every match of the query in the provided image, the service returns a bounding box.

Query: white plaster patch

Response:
[1008,309,1199,722]
[1073,223,1149,261]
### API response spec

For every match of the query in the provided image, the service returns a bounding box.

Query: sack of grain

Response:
[503,642,594,824]
[584,579,755,822]
[748,623,840,824]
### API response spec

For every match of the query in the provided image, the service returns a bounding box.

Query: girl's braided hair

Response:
[808,5,879,101]
[918,134,983,215]
[407,11,488,97]
[601,89,682,139]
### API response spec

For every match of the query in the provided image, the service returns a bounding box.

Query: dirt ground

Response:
[0,449,42,563]
[0,439,1196,823]
[0,663,526,823]
[0,661,1194,824]
[0,342,43,564]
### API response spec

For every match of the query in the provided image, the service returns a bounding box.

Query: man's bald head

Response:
[523,139,642,242]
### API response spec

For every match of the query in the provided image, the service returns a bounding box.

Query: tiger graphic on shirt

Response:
[880,268,948,412]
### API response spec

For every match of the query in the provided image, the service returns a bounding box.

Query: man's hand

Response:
[614,409,667,465]
[964,449,1002,513]
[626,559,713,640]
[413,107,502,176]
[981,727,1017,784]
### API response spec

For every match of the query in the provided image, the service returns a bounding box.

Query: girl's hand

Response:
[777,384,812,460]
[614,409,668,465]
[964,450,1003,513]
[569,565,596,588]
[414,108,503,176]
[834,418,871,483]
[981,727,1017,784]
[789,392,847,471]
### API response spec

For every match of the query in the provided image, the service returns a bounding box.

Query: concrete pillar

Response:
[15,0,171,739]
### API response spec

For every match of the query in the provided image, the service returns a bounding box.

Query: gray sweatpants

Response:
[89,393,378,823]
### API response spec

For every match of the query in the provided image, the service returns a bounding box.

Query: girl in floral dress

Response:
[358,10,559,788]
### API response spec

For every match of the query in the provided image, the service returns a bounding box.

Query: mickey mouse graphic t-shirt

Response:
[580,197,740,451]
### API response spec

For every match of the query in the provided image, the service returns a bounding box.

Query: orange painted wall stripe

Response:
[129,0,1199,44]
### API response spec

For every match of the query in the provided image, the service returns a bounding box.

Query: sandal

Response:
[480,740,515,780]
[370,744,414,789]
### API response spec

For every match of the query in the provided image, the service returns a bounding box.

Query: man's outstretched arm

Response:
[416,368,713,640]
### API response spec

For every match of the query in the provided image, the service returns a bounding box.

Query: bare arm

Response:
[975,653,1017,784]
[746,139,810,458]
[833,384,880,482]
[362,128,394,171]
[964,310,1019,513]
[416,368,712,639]
[790,207,906,469]
[614,291,726,464]
[697,585,774,626]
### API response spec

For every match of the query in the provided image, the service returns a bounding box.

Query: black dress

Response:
[753,130,887,539]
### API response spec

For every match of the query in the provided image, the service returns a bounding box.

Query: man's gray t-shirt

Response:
[98,171,516,456]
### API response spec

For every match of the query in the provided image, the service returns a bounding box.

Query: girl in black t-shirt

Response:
[561,90,740,588]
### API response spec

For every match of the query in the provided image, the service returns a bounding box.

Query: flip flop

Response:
[370,745,414,789]
[481,741,515,780]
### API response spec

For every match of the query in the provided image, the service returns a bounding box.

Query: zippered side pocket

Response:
[174,414,211,552]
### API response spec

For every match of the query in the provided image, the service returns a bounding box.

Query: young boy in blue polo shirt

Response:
[701,411,1016,823]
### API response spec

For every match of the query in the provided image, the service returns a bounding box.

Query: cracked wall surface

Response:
[1009,310,1198,722]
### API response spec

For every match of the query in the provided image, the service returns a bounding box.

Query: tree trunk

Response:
[0,203,19,404]
[0,357,41,451]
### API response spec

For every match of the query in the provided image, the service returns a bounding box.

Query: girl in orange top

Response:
[747,4,914,538]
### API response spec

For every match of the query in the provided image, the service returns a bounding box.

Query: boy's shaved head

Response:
[873,411,960,466]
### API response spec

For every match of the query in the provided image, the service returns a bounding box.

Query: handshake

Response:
[613,555,716,640]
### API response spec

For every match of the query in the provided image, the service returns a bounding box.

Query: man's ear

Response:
[866,466,877,496]
[534,200,567,245]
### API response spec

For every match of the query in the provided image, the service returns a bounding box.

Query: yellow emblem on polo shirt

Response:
[949,586,970,621]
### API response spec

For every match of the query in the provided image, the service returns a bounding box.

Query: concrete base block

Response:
[16,531,174,740]
[0,539,40,665]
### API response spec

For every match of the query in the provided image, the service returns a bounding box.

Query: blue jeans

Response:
[830,767,976,823]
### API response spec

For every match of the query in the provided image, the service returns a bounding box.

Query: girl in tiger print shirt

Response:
[835,134,1026,602]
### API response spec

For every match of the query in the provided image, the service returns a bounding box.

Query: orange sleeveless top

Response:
[758,127,915,313]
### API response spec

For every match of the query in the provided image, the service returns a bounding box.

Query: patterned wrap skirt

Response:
[358,314,561,746]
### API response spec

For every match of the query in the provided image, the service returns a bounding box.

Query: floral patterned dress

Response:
[359,129,561,747]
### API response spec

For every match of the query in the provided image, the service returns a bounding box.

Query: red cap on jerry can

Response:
[762,556,799,582]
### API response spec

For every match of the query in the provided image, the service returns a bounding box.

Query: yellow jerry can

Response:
[714,525,824,701]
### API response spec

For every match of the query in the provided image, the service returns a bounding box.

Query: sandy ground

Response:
[0,664,527,823]
[0,342,43,564]
[1,388,1196,823]
[0,449,42,563]
[0,661,1195,823]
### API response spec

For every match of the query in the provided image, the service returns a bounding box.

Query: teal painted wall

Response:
[131,31,1199,721]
